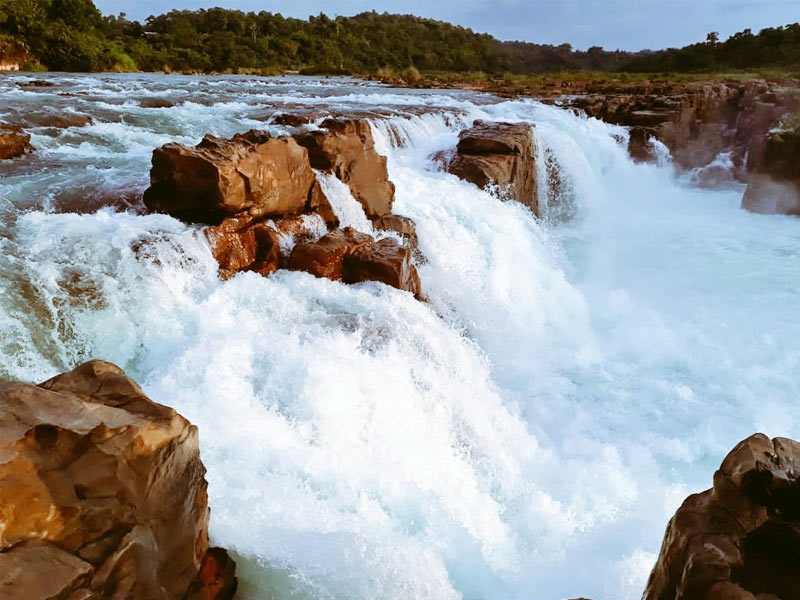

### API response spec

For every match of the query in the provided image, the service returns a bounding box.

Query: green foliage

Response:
[623,24,800,72]
[2,0,799,77]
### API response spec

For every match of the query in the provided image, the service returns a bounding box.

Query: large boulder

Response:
[447,121,539,215]
[0,360,236,600]
[144,130,328,224]
[343,238,422,298]
[297,119,395,218]
[289,228,421,296]
[288,227,374,280]
[644,433,800,600]
[742,128,800,216]
[0,124,33,160]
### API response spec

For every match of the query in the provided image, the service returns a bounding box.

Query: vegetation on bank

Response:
[1,0,800,78]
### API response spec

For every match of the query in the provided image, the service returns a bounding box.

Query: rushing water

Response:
[1,73,799,600]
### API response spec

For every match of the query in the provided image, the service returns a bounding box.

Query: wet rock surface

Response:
[0,360,237,600]
[742,129,800,216]
[297,118,395,218]
[144,130,324,223]
[144,118,422,297]
[644,433,800,600]
[567,81,800,176]
[0,124,34,160]
[446,120,539,214]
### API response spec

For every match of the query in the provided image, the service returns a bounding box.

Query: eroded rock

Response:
[742,129,800,216]
[288,227,374,280]
[447,120,539,214]
[144,130,324,223]
[343,238,422,297]
[297,118,395,218]
[644,433,800,600]
[0,360,236,599]
[205,219,281,279]
[0,124,34,160]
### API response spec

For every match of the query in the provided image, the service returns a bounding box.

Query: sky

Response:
[94,0,800,51]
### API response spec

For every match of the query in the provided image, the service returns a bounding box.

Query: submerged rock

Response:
[0,360,236,599]
[742,129,800,216]
[371,214,419,249]
[447,120,539,215]
[144,130,328,224]
[0,124,33,160]
[297,118,395,218]
[644,433,800,600]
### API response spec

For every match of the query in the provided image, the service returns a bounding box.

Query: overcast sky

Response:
[94,0,800,51]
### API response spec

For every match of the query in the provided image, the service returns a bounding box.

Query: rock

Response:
[0,124,34,160]
[38,114,94,129]
[742,129,800,215]
[0,360,234,599]
[205,219,281,279]
[370,214,418,249]
[343,238,422,297]
[643,433,800,600]
[17,80,55,88]
[447,120,538,214]
[271,113,312,127]
[140,98,176,109]
[297,118,395,218]
[144,130,325,223]
[184,547,238,600]
[288,227,374,280]
[628,126,658,163]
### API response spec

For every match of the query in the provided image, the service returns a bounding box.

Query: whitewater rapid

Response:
[1,74,799,600]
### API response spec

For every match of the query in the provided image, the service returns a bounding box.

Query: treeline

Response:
[624,25,800,73]
[1,0,799,75]
[0,0,633,74]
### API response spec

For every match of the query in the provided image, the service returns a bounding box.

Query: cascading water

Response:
[1,74,799,600]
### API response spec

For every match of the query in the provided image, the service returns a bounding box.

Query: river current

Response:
[1,73,799,599]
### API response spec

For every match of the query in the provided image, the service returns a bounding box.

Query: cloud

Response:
[94,0,800,51]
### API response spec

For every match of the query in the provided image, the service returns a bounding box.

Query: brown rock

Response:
[0,360,224,599]
[288,227,374,280]
[185,547,238,600]
[144,130,323,224]
[140,98,176,109]
[205,219,281,279]
[39,114,94,129]
[343,238,422,297]
[0,124,34,160]
[742,129,800,216]
[644,433,800,600]
[271,113,312,127]
[297,119,395,218]
[370,214,418,249]
[447,121,539,214]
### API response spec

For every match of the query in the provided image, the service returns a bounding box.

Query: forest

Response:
[1,0,799,75]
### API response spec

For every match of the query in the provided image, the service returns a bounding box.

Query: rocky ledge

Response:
[741,126,800,216]
[0,361,237,600]
[644,433,800,600]
[144,118,422,297]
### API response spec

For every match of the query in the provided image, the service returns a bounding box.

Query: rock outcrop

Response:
[0,360,237,600]
[144,130,330,224]
[297,118,395,218]
[289,228,421,296]
[741,128,800,216]
[0,124,33,160]
[644,433,800,600]
[145,118,423,297]
[446,120,539,214]
[569,81,800,175]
